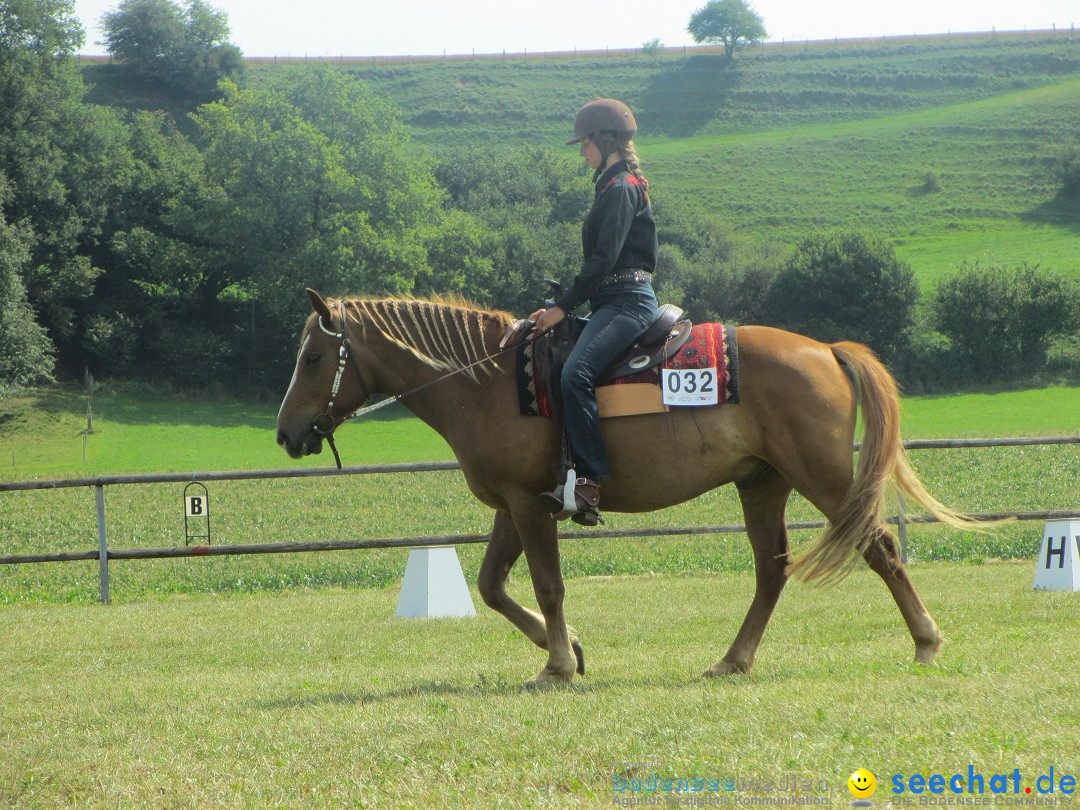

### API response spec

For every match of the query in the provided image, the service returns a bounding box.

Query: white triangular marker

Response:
[396,546,477,618]
[1033,520,1080,591]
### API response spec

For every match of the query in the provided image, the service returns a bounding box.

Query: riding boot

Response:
[570,478,603,527]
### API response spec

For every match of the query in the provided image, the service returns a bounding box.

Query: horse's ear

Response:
[306,288,333,322]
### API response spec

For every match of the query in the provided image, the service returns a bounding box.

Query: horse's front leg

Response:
[478,509,585,681]
[513,500,580,685]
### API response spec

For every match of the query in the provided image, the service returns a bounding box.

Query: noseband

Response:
[311,303,373,469]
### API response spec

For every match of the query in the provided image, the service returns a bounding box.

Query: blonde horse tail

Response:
[786,341,991,585]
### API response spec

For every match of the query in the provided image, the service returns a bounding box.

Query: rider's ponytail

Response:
[592,132,649,191]
[621,140,649,192]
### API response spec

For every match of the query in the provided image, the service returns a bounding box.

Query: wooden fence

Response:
[1,437,1077,603]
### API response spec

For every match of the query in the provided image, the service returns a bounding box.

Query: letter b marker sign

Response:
[184,482,211,546]
[1033,519,1080,591]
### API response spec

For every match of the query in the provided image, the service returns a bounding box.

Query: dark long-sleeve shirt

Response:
[555,160,658,314]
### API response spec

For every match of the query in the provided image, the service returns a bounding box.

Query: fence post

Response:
[897,493,909,564]
[95,485,110,603]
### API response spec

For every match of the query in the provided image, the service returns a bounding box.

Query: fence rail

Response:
[3,510,1078,568]
[2,436,1077,602]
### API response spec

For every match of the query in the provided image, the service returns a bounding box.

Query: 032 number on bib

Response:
[662,368,719,406]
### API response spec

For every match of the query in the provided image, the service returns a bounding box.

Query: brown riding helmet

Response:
[566,98,638,145]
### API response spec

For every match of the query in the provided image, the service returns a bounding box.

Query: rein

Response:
[311,303,534,469]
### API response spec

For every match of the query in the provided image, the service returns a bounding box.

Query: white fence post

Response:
[95,485,109,604]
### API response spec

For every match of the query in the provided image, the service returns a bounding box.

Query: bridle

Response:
[310,302,375,469]
[307,301,537,469]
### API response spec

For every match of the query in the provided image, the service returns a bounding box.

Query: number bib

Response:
[661,368,719,406]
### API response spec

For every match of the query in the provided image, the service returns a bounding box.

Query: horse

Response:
[276,288,982,685]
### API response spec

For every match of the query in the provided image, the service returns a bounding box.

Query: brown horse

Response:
[276,289,981,685]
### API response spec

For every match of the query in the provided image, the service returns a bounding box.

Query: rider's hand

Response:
[531,306,566,335]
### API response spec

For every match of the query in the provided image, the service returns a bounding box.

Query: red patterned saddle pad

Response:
[517,322,739,418]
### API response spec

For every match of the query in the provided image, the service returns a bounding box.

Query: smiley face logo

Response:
[848,769,877,799]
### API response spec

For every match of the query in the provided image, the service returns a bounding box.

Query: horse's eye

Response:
[306,353,322,366]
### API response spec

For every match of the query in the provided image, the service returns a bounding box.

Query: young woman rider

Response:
[532,98,658,526]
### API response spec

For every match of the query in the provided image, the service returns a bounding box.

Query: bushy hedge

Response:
[928,262,1080,383]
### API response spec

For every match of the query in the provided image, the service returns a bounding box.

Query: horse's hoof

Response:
[703,659,751,678]
[571,638,586,676]
[523,667,575,689]
[914,638,943,664]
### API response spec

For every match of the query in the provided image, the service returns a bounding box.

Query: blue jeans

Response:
[560,280,658,482]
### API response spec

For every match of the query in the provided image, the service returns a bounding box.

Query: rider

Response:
[533,98,659,526]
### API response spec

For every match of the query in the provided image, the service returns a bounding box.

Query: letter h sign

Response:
[1033,519,1080,590]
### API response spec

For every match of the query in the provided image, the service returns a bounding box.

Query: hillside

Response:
[334,34,1080,144]
[646,79,1080,285]
[340,34,1080,282]
[84,33,1080,280]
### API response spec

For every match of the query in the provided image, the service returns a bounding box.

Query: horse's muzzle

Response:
[276,428,324,459]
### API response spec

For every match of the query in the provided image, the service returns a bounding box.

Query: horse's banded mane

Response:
[307,296,514,384]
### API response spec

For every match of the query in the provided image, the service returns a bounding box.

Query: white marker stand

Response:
[396,546,477,618]
[1033,519,1080,591]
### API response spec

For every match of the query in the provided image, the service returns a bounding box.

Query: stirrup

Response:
[538,484,574,521]
[570,477,603,526]
[540,476,604,525]
[538,469,579,521]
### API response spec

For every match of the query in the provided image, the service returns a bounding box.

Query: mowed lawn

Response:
[2,563,1078,807]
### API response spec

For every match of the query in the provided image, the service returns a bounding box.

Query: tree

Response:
[1,0,131,373]
[0,192,54,389]
[687,0,767,60]
[1050,141,1080,196]
[931,262,1080,381]
[765,231,919,367]
[189,69,442,306]
[431,145,590,313]
[101,0,243,96]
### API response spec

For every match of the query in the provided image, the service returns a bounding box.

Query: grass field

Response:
[2,564,1077,806]
[1,385,1076,604]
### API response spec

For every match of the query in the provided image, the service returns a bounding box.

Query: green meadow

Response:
[2,383,1077,475]
[1,385,1076,604]
[2,565,1077,806]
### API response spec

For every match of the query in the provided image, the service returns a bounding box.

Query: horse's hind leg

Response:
[477,509,584,678]
[862,527,944,663]
[705,469,792,677]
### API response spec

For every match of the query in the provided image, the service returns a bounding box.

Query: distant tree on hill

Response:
[641,38,664,55]
[687,0,767,60]
[101,0,243,96]
[764,230,919,367]
[1050,142,1080,196]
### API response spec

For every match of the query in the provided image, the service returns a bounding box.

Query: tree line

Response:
[1,0,1078,396]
